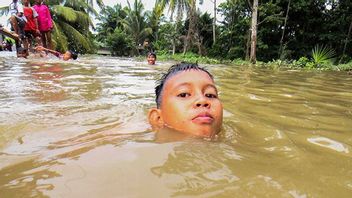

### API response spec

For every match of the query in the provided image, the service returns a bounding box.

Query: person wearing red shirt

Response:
[23,0,41,55]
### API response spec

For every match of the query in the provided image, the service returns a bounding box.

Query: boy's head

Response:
[148,63,223,137]
[17,47,28,58]
[147,52,156,65]
[63,50,78,61]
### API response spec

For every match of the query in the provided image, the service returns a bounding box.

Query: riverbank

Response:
[152,52,352,72]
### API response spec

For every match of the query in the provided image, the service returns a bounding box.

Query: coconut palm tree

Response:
[121,0,152,54]
[159,0,201,54]
[47,0,104,53]
[147,2,165,41]
[96,4,127,44]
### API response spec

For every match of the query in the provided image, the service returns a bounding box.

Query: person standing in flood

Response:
[8,0,27,48]
[23,0,41,55]
[33,0,53,50]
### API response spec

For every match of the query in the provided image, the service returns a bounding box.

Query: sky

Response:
[0,0,226,29]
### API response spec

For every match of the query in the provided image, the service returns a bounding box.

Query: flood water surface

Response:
[0,53,352,197]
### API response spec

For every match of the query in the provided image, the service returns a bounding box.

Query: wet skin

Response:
[159,69,223,137]
[62,51,72,61]
[147,55,156,65]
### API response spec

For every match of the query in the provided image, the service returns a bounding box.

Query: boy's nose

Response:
[194,96,211,108]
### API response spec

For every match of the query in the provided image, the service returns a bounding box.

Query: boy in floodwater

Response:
[34,45,78,61]
[16,47,28,58]
[148,63,223,138]
[147,52,156,65]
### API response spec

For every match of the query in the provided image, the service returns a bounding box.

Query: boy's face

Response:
[158,69,223,137]
[63,51,72,61]
[17,51,27,58]
[147,55,156,65]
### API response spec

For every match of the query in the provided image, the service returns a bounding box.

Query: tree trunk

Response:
[172,39,176,55]
[249,0,258,64]
[183,1,197,54]
[245,29,251,60]
[212,0,216,45]
[278,0,291,59]
[340,19,352,63]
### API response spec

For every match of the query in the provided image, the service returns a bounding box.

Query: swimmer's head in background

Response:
[17,47,28,58]
[63,50,78,61]
[147,52,156,65]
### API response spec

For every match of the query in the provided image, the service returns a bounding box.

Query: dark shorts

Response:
[15,16,26,29]
[10,16,26,39]
[25,30,40,40]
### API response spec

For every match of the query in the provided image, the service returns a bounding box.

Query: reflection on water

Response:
[0,54,352,197]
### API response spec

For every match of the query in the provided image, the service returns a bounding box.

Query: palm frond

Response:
[52,22,69,52]
[311,45,336,65]
[59,22,92,52]
[75,11,92,32]
[52,5,78,23]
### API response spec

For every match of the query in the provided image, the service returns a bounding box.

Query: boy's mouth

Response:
[192,112,213,124]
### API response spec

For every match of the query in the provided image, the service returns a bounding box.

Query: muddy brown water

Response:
[0,53,351,197]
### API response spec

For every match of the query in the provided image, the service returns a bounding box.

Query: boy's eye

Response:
[205,93,218,98]
[177,93,190,98]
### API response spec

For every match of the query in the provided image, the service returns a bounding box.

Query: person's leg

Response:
[23,31,30,55]
[9,16,19,34]
[16,17,26,39]
[35,35,42,47]
[45,31,53,50]
[41,31,47,48]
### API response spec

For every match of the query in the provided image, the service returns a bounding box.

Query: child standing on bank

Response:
[148,63,223,138]
[33,0,53,50]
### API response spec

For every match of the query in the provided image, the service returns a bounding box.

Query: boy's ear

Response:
[148,108,164,130]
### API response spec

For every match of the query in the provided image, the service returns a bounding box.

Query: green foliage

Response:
[106,28,134,56]
[311,45,336,67]
[156,22,183,53]
[292,57,310,68]
[46,0,103,53]
[122,0,152,51]
[157,52,221,64]
[96,4,126,43]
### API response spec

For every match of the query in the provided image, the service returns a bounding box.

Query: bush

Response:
[106,28,135,56]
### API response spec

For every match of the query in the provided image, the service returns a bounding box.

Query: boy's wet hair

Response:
[17,47,27,53]
[147,52,156,59]
[69,50,78,60]
[155,62,213,108]
[16,47,28,57]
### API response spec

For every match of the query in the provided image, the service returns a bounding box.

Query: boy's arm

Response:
[35,46,61,57]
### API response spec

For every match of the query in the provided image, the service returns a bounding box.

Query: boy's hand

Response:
[35,46,45,51]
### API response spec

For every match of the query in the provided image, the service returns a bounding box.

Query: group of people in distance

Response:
[5,0,77,60]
